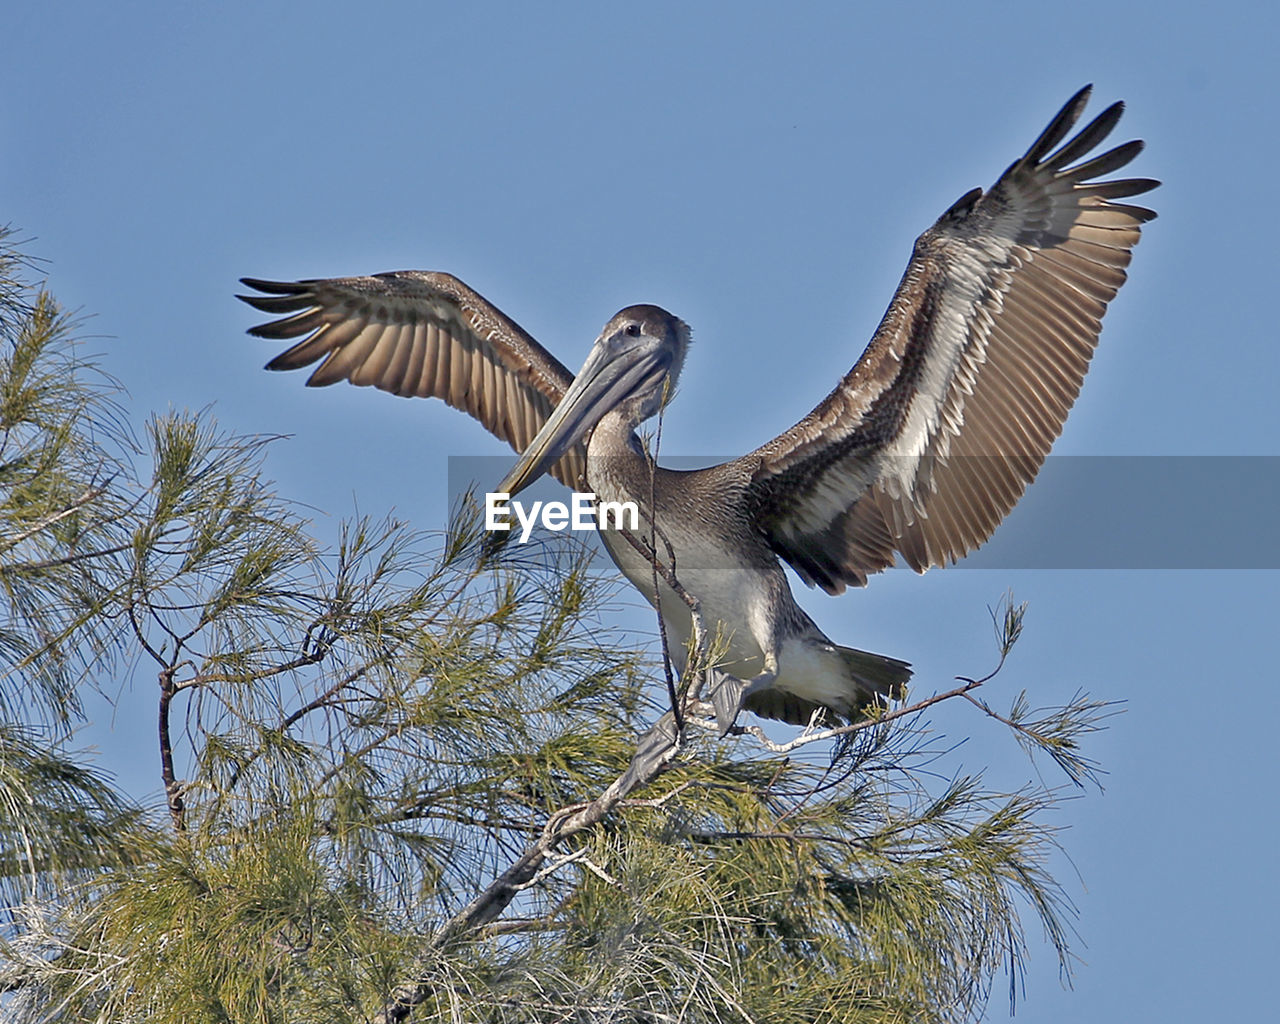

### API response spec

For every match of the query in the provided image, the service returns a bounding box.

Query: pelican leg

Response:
[619,711,681,790]
[708,670,747,734]
[709,655,779,736]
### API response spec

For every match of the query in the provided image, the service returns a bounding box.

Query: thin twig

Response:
[0,483,108,554]
[647,397,683,733]
[739,661,1006,755]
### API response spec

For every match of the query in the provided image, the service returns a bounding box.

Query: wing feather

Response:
[398,324,426,398]
[1040,102,1124,170]
[739,86,1157,591]
[240,271,587,488]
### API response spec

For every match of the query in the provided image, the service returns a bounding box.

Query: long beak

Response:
[497,339,668,496]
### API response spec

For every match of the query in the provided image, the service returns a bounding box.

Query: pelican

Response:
[240,86,1156,732]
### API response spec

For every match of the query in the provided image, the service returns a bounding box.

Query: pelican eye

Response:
[624,323,642,337]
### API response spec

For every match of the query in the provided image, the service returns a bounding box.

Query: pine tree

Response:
[0,229,1113,1023]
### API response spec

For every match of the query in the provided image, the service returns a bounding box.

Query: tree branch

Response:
[0,483,108,555]
[373,674,696,1023]
[157,660,192,833]
[735,604,1022,756]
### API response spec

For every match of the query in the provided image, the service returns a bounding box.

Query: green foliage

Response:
[0,238,133,724]
[0,723,143,906]
[0,231,1115,1023]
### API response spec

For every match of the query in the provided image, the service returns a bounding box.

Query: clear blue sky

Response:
[5,2,1277,1019]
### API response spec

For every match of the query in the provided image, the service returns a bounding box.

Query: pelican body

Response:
[493,304,911,726]
[594,439,910,727]
[240,87,1156,730]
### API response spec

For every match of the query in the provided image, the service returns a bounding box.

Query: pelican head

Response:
[497,305,689,496]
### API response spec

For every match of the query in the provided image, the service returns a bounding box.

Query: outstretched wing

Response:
[740,86,1158,593]
[239,271,587,488]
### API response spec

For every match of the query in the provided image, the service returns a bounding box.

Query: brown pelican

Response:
[240,86,1156,732]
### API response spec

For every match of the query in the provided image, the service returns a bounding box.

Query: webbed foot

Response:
[707,669,747,735]
[619,713,681,790]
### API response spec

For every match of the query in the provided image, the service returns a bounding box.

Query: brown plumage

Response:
[241,272,587,489]
[741,87,1156,591]
[241,86,1156,729]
